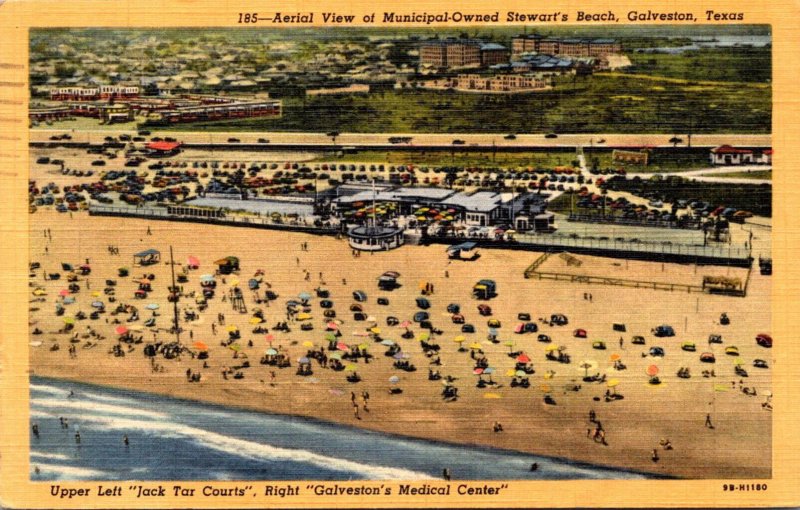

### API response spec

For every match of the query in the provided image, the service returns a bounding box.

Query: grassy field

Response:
[311,149,580,169]
[585,150,714,174]
[709,169,772,180]
[625,47,771,84]
[152,74,770,135]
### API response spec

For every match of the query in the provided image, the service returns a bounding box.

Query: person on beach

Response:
[353,402,360,420]
[123,435,129,446]
[75,431,81,444]
[32,423,39,438]
[361,390,369,412]
[146,226,152,235]
[705,413,715,429]
[619,337,624,349]
[589,409,596,423]
[652,449,659,462]
[442,468,451,480]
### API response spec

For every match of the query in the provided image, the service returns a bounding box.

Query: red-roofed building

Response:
[145,141,182,157]
[710,145,753,165]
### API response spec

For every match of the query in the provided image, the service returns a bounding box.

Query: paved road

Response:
[30,129,772,149]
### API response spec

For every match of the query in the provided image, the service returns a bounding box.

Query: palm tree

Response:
[326,131,340,147]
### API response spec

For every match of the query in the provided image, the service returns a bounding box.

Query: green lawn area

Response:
[311,150,580,169]
[626,47,771,84]
[585,150,713,174]
[709,169,772,180]
[153,73,771,135]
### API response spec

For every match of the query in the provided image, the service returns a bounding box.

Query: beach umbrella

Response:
[229,343,241,352]
[226,325,238,333]
[187,256,200,267]
[516,353,531,363]
[326,322,339,330]
[646,364,659,376]
[91,301,104,308]
[370,327,382,334]
[515,370,527,377]
[265,334,275,343]
[381,339,396,346]
[504,340,515,351]
[249,317,263,324]
[302,341,314,348]
[483,367,495,375]
[366,316,377,323]
[336,342,349,351]
[393,352,404,359]
[200,274,215,282]
[91,291,100,298]
[63,317,75,325]
[469,342,482,350]
[610,353,621,362]
[298,292,312,302]
[545,344,560,352]
[579,360,598,377]
[607,378,620,395]
[265,348,279,355]
[506,369,517,377]
[453,335,466,344]
[389,376,400,385]
[543,370,555,379]
[733,358,744,366]
[418,332,430,342]
[298,357,310,364]
[473,368,484,375]
[344,364,357,372]
[324,332,337,342]
[297,313,312,321]
[59,289,69,297]
[483,393,502,399]
[540,384,552,393]
[358,343,369,350]
[146,303,159,310]
[115,325,128,335]
[230,278,239,287]
[193,341,208,351]
[63,296,75,304]
[400,320,411,328]
[32,288,46,296]
[329,352,343,360]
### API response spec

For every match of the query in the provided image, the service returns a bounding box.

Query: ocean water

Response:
[29,377,653,481]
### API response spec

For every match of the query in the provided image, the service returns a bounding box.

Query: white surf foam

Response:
[63,412,433,480]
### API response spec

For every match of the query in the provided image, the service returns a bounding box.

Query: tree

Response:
[669,136,683,147]
[326,131,340,147]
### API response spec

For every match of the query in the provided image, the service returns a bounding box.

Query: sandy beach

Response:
[27,209,772,479]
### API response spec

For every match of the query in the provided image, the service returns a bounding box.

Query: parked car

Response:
[413,311,429,322]
[753,359,769,369]
[478,304,492,316]
[725,346,740,356]
[756,333,772,348]
[649,346,665,357]
[681,342,696,352]
[592,341,607,350]
[461,324,475,333]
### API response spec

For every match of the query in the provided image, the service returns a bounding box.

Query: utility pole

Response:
[169,245,181,343]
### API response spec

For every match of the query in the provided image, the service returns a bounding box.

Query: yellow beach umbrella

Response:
[302,341,314,348]
[32,289,47,296]
[483,393,502,399]
[607,378,620,388]
[610,353,621,361]
[226,325,238,333]
[545,344,560,352]
[454,335,466,343]
[505,369,517,377]
[230,278,239,287]
[370,327,381,334]
[469,342,482,350]
[249,317,263,324]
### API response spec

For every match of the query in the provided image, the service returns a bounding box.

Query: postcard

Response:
[0,0,797,508]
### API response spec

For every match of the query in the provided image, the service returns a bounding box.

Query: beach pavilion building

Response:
[332,183,551,230]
